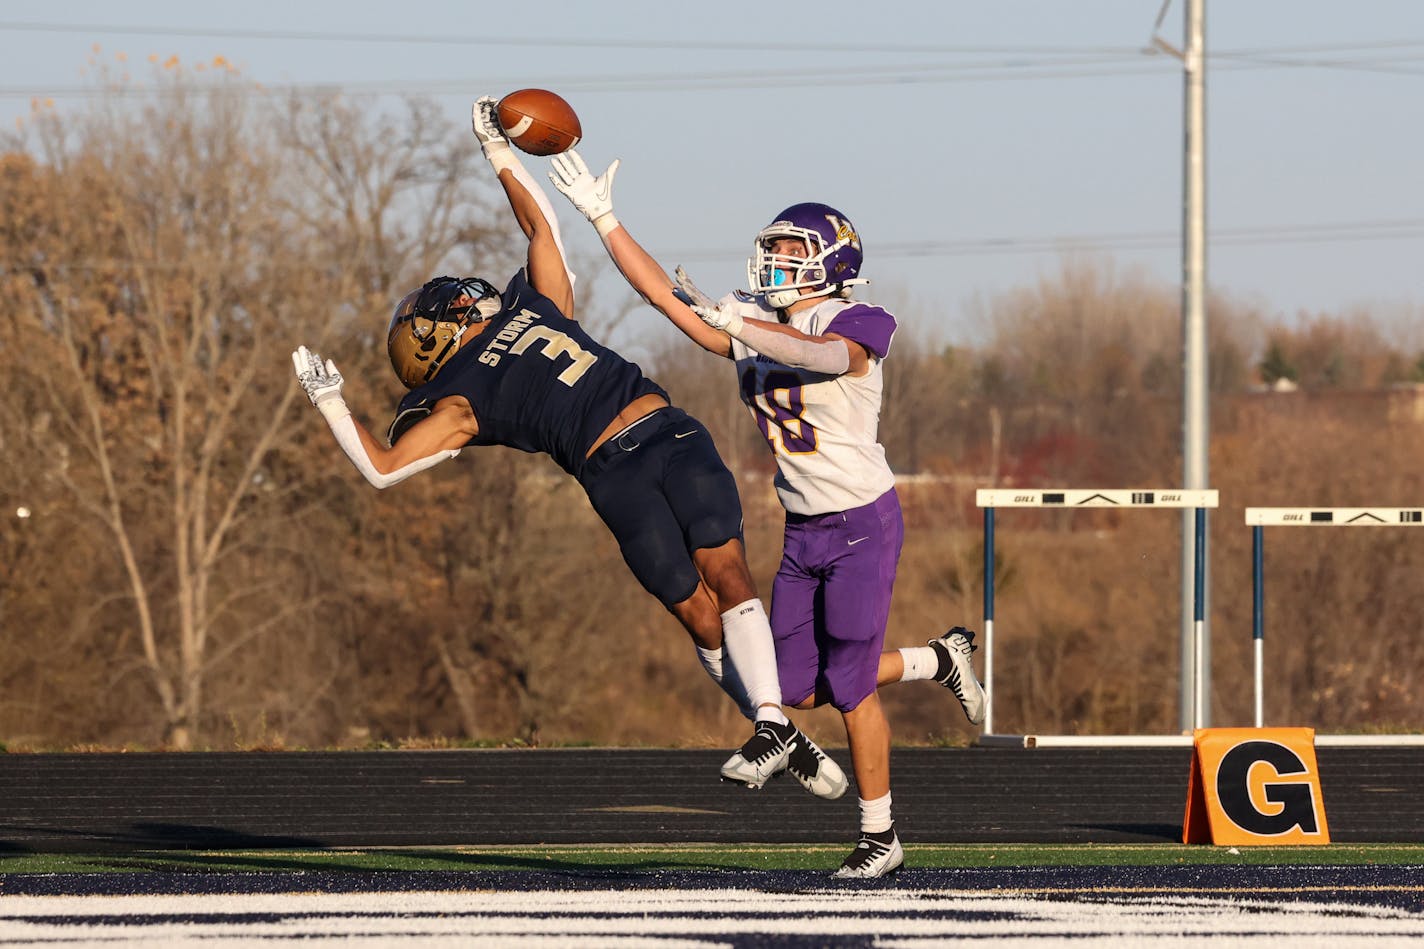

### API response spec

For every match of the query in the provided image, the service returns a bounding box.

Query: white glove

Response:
[549,149,620,235]
[292,345,346,413]
[472,96,516,171]
[673,266,742,334]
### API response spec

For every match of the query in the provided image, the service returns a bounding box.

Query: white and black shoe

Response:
[720,719,796,789]
[929,626,986,726]
[786,730,849,800]
[832,826,904,879]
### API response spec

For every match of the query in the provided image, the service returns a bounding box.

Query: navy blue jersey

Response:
[390,270,666,476]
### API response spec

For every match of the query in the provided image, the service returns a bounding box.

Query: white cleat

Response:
[929,627,987,726]
[832,827,904,879]
[786,729,849,800]
[720,719,796,789]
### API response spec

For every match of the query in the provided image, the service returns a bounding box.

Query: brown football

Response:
[496,89,582,156]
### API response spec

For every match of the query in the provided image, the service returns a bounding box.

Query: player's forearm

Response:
[602,227,731,357]
[492,162,576,310]
[726,319,851,374]
[317,398,458,489]
[497,165,560,244]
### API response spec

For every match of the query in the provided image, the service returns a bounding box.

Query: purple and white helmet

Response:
[747,202,867,309]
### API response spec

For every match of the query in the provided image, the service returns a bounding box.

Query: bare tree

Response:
[0,78,504,747]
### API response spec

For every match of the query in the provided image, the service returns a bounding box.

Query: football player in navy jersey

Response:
[551,150,987,878]
[291,98,846,800]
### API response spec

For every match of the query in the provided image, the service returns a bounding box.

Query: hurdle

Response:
[1246,507,1424,729]
[976,489,1218,745]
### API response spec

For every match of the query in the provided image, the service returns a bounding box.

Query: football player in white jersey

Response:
[551,151,986,878]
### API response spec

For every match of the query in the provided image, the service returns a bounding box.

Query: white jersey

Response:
[723,294,898,516]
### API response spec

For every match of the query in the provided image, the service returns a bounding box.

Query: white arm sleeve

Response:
[728,319,851,375]
[317,397,459,490]
[489,151,577,289]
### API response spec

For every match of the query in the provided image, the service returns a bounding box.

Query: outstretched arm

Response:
[549,150,731,358]
[472,97,575,316]
[672,270,863,376]
[292,346,474,489]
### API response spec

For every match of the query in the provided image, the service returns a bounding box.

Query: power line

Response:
[8,51,1422,102]
[8,219,1421,274]
[6,19,1424,65]
[5,19,1422,101]
[0,58,1197,100]
[0,20,1145,56]
[1217,49,1424,77]
[666,218,1424,261]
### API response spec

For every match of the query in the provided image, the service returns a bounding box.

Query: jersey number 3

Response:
[510,326,598,386]
[741,368,817,455]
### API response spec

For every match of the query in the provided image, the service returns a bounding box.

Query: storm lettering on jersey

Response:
[477,309,542,367]
[476,308,599,387]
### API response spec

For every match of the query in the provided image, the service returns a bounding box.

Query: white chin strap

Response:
[764,278,869,310]
[764,285,832,309]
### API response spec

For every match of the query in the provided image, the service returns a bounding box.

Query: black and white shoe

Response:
[929,627,986,725]
[720,719,796,789]
[786,729,849,800]
[832,826,904,879]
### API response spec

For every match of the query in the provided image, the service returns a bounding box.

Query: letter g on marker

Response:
[1215,741,1320,835]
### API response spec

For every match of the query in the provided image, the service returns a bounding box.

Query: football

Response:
[496,89,582,156]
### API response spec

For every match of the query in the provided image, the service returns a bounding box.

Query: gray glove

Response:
[292,345,344,407]
[674,266,741,333]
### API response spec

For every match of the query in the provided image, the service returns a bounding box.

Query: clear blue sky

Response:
[3,1,1422,341]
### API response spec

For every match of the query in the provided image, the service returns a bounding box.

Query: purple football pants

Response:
[770,488,904,713]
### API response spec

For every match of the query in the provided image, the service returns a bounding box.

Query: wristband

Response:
[315,392,352,426]
[718,310,745,336]
[484,142,518,175]
[593,212,620,239]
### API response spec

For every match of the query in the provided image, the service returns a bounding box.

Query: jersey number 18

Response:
[741,368,818,455]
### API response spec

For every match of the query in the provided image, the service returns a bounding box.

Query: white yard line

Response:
[0,887,1421,946]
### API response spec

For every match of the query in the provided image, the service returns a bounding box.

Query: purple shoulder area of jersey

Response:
[825,303,897,359]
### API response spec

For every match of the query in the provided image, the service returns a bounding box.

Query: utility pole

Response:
[1180,0,1210,732]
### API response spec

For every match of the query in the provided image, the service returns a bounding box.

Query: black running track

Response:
[0,746,1419,852]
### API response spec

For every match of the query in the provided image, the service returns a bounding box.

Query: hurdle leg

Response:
[983,506,995,735]
[1193,506,1207,730]
[1253,524,1264,728]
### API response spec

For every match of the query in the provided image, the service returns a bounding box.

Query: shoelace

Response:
[742,724,790,765]
[842,835,895,871]
[787,735,825,779]
[934,635,976,688]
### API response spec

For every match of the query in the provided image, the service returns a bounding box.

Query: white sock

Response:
[859,792,894,835]
[699,644,758,720]
[754,704,789,726]
[697,645,724,683]
[898,645,939,682]
[720,598,785,720]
